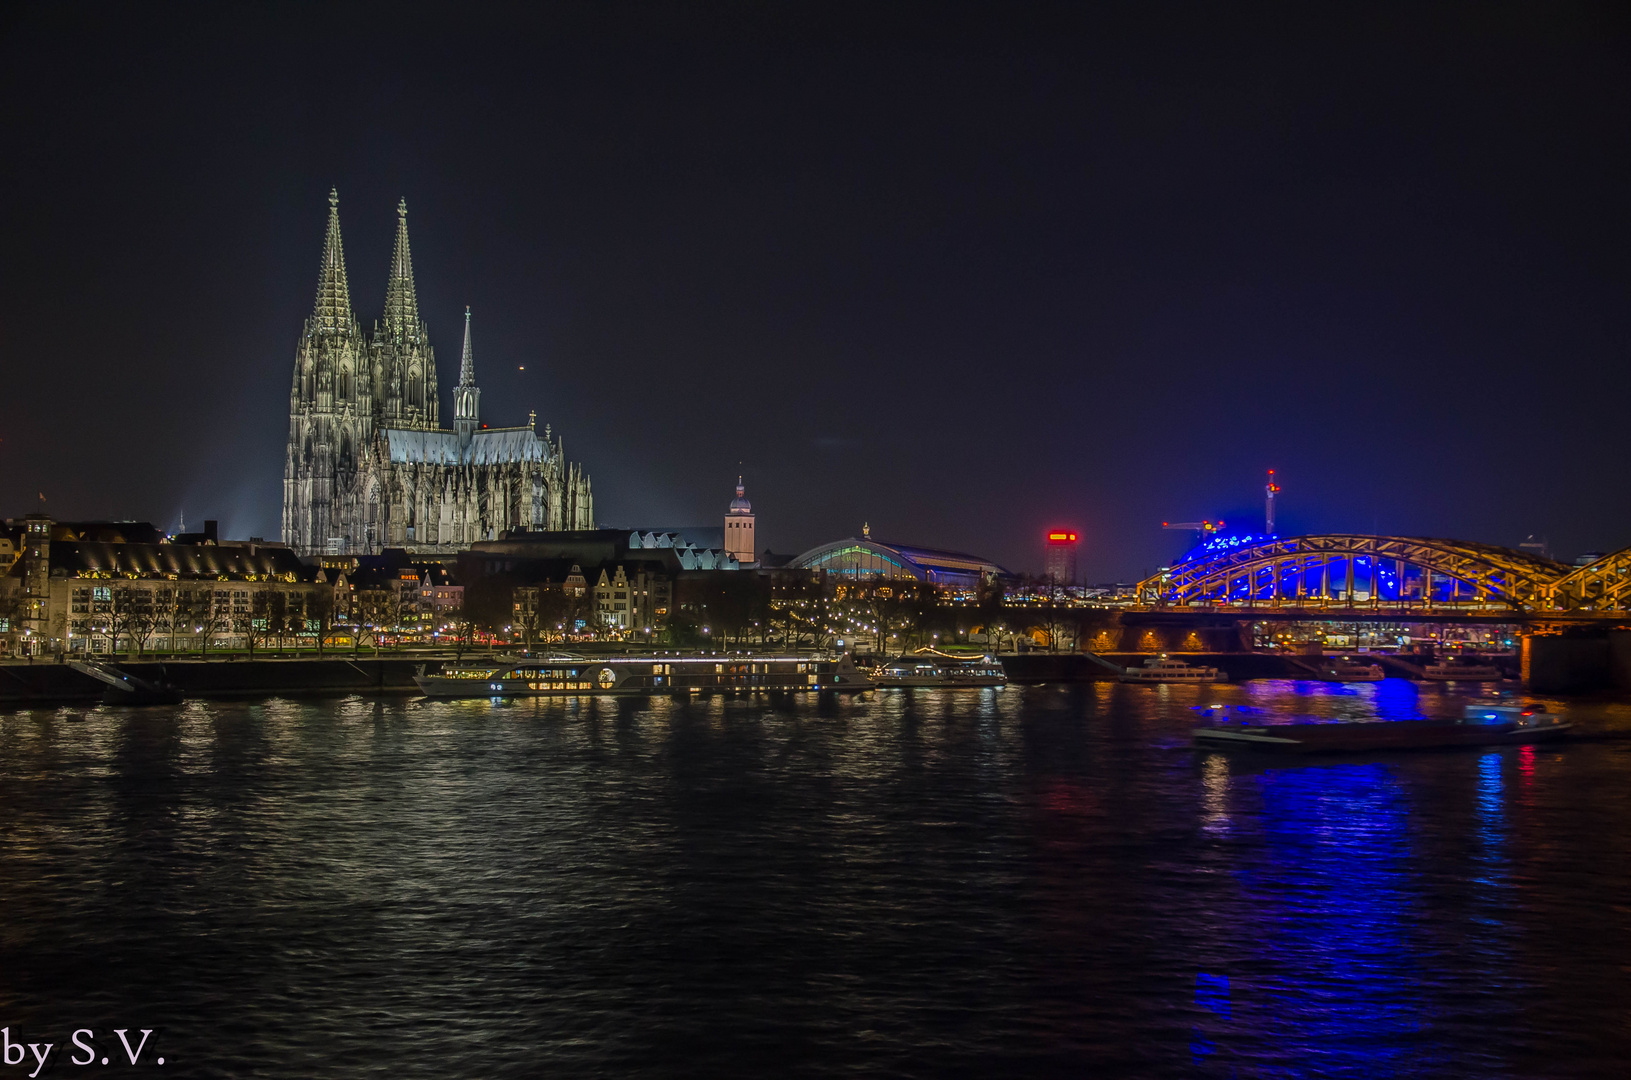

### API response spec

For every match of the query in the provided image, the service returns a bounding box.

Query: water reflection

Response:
[1,688,1629,1076]
[1248,762,1426,1075]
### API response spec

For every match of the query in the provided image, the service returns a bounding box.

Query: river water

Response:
[2,682,1631,1078]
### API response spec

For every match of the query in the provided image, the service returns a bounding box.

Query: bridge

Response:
[1133,534,1631,618]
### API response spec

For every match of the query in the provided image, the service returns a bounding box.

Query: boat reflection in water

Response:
[415,652,876,697]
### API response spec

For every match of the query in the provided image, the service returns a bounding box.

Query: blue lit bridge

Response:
[1134,534,1631,618]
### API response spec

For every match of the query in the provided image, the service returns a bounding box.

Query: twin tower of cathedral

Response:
[282,190,593,555]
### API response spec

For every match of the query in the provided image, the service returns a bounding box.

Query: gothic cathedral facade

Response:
[282,191,593,555]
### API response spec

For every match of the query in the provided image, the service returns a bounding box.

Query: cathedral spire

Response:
[458,306,476,387]
[312,188,354,335]
[453,306,481,439]
[381,198,420,339]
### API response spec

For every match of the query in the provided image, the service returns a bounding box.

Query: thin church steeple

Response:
[453,306,481,440]
[458,306,477,387]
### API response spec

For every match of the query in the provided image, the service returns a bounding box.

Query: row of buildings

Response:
[0,488,1018,656]
[0,194,1021,657]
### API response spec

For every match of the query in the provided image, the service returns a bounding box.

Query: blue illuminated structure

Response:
[1138,534,1569,611]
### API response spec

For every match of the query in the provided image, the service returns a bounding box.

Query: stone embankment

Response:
[0,656,437,705]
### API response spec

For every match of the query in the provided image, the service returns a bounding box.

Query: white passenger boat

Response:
[1119,655,1223,684]
[415,653,876,697]
[873,651,1007,688]
[1317,660,1385,682]
[1422,656,1503,681]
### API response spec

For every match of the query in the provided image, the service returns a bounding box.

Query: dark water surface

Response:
[3,682,1631,1078]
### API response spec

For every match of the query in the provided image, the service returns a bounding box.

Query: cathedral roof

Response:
[21,541,318,581]
[383,425,548,466]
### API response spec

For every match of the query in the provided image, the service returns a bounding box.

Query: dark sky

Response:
[3,3,1629,579]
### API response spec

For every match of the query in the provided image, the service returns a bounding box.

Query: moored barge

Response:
[415,653,875,697]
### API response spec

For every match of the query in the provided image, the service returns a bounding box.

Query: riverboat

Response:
[873,650,1007,688]
[1118,655,1223,684]
[414,653,876,698]
[1316,660,1385,682]
[1422,656,1504,681]
[1193,703,1568,753]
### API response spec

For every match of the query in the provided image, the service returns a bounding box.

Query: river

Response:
[2,681,1629,1077]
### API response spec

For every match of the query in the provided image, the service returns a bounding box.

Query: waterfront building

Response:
[0,516,337,657]
[511,564,594,643]
[282,191,594,557]
[1044,529,1079,587]
[466,528,738,575]
[594,564,671,632]
[457,529,743,639]
[725,478,756,566]
[788,534,1010,593]
[340,563,465,640]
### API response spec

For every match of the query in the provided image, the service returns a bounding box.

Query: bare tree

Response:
[192,588,230,658]
[154,586,184,655]
[0,587,22,654]
[251,589,288,656]
[307,588,337,656]
[104,584,144,658]
[123,587,159,657]
[513,586,541,652]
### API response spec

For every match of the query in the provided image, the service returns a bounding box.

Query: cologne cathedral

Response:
[282,191,593,555]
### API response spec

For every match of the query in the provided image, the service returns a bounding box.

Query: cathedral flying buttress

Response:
[282,190,594,556]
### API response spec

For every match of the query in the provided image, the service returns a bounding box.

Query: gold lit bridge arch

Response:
[1134,535,1631,615]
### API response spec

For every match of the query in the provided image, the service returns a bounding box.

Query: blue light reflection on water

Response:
[5,686,1630,1076]
[1245,762,1431,1078]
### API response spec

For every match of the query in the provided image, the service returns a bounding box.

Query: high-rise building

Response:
[282,191,594,556]
[1044,529,1078,587]
[725,477,756,565]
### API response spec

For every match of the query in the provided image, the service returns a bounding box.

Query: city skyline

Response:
[3,6,1630,578]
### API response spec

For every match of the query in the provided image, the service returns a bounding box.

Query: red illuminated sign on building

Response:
[1044,529,1078,586]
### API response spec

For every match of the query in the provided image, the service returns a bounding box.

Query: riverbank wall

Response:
[0,656,430,706]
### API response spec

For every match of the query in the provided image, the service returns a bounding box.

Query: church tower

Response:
[725,477,755,565]
[453,307,481,442]
[371,199,437,430]
[282,191,596,555]
[283,189,367,555]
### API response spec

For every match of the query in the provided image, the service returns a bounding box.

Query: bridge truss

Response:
[1134,534,1631,615]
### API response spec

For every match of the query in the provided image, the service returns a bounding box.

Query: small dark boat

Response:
[67,660,186,707]
[1194,703,1569,753]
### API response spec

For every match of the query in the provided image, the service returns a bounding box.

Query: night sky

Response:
[3,3,1629,580]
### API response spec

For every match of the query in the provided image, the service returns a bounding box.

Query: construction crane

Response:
[1265,469,1280,534]
[1162,520,1225,536]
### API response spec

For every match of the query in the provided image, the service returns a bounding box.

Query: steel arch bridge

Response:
[1547,549,1631,612]
[1133,534,1631,614]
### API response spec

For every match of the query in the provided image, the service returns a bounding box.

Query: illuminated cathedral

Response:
[282,191,593,555]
